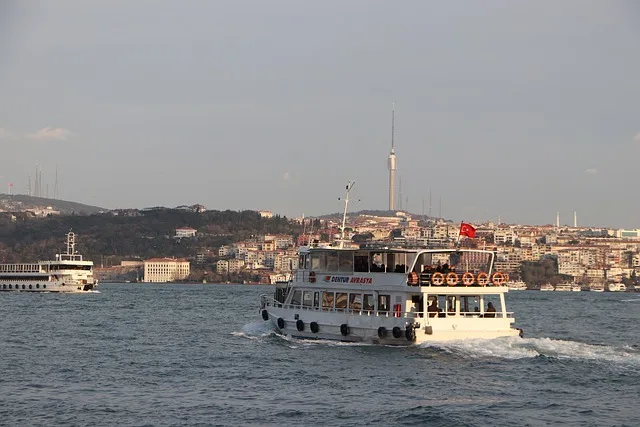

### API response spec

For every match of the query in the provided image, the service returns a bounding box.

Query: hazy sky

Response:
[1,1,639,228]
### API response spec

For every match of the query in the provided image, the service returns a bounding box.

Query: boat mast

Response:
[339,181,355,249]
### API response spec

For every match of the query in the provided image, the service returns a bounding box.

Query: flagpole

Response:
[456,221,462,247]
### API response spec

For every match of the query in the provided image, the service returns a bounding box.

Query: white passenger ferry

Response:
[0,232,97,293]
[259,183,522,345]
[507,280,528,291]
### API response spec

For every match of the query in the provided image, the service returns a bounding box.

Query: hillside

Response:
[0,194,105,215]
[0,208,300,264]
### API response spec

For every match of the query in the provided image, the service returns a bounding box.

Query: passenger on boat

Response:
[427,299,441,317]
[442,263,450,274]
[484,302,496,318]
[435,262,443,273]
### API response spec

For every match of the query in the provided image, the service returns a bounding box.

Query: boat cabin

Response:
[273,246,512,320]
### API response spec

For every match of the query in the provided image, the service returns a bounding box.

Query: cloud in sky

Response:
[584,168,597,175]
[26,127,74,141]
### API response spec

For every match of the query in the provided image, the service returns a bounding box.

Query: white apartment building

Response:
[144,258,190,283]
[175,227,197,238]
[274,254,298,272]
[275,235,294,249]
[494,227,517,245]
[558,262,584,277]
[616,229,640,239]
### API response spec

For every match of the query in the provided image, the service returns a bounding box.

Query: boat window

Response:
[299,254,306,269]
[390,252,409,273]
[302,291,313,307]
[446,296,457,316]
[363,294,374,311]
[349,293,362,310]
[326,251,339,271]
[322,292,334,309]
[314,292,320,308]
[371,253,385,272]
[354,252,369,272]
[335,292,348,309]
[291,290,302,306]
[310,252,327,271]
[459,296,480,315]
[378,294,390,312]
[338,252,353,272]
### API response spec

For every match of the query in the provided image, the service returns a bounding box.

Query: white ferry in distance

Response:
[554,282,572,292]
[540,283,554,291]
[0,232,97,293]
[259,182,522,345]
[507,280,527,291]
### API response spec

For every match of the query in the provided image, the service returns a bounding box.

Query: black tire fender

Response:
[405,325,416,342]
[392,326,402,339]
[340,324,350,336]
[377,327,387,339]
[310,321,319,333]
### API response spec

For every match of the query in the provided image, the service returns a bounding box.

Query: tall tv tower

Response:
[387,103,397,211]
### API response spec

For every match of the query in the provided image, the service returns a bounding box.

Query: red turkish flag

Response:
[459,222,476,238]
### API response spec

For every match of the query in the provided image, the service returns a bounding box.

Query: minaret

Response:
[388,103,397,211]
[574,211,577,228]
[556,211,560,228]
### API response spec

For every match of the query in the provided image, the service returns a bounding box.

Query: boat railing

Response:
[260,295,514,319]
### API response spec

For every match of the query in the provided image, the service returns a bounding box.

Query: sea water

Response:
[1,284,639,426]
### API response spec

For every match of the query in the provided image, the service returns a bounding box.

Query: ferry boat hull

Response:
[262,301,521,344]
[0,279,95,293]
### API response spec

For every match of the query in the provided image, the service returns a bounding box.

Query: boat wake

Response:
[232,321,277,340]
[423,336,640,365]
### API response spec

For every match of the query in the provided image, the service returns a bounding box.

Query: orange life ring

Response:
[491,272,505,286]
[477,272,489,286]
[309,271,316,283]
[446,272,459,286]
[462,272,475,286]
[407,271,419,286]
[431,272,444,286]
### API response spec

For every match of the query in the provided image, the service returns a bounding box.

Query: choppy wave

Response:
[424,336,640,364]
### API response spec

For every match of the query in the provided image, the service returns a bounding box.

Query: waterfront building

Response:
[143,258,190,282]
